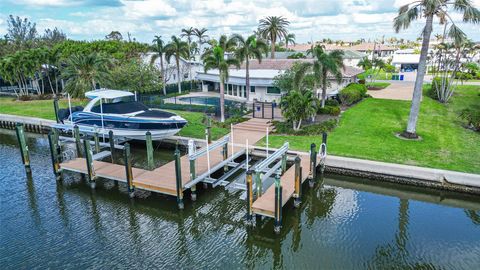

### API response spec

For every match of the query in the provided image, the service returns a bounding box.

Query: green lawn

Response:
[260,85,480,173]
[366,82,391,89]
[358,69,394,81]
[0,97,229,140]
[0,97,87,120]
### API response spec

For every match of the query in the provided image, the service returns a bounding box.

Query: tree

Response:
[393,0,480,138]
[273,62,315,93]
[258,16,290,59]
[151,35,167,95]
[42,27,67,47]
[202,37,240,122]
[371,58,386,82]
[61,53,112,98]
[357,57,372,70]
[193,27,208,54]
[285,33,296,49]
[232,34,267,100]
[105,31,123,41]
[6,15,38,49]
[304,45,345,108]
[281,90,318,130]
[106,60,162,93]
[181,27,196,91]
[164,36,189,93]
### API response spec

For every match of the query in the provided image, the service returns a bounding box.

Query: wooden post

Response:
[48,131,61,180]
[261,103,265,118]
[252,103,255,118]
[281,153,287,173]
[146,131,154,170]
[123,143,135,198]
[53,98,60,123]
[223,140,228,172]
[93,132,100,154]
[189,157,197,201]
[174,145,184,209]
[246,170,253,223]
[274,173,282,234]
[15,123,31,174]
[83,139,96,189]
[293,156,301,208]
[309,143,317,187]
[74,125,82,158]
[109,130,115,163]
[255,171,262,198]
[271,102,274,119]
[320,132,328,175]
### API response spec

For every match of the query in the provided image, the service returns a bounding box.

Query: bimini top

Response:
[85,89,134,100]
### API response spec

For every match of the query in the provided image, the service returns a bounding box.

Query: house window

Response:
[267,87,281,94]
[250,86,255,92]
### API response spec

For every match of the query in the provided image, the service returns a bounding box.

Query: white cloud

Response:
[12,0,74,7]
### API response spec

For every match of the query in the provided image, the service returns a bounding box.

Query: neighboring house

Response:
[392,49,421,71]
[350,43,396,58]
[195,59,363,103]
[142,52,203,85]
[272,50,366,69]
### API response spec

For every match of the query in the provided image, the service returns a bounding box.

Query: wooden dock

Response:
[60,118,274,197]
[251,157,311,218]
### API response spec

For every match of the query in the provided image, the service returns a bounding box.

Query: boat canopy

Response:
[85,89,134,100]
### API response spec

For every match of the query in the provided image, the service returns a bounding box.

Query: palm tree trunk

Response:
[321,73,327,108]
[245,59,250,101]
[219,76,225,122]
[271,38,275,59]
[160,55,166,95]
[176,57,181,93]
[403,14,434,138]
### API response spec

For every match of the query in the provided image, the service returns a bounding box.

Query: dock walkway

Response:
[60,118,273,197]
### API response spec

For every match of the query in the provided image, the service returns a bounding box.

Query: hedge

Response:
[339,83,367,105]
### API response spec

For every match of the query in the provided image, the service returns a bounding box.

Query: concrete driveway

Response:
[367,81,415,101]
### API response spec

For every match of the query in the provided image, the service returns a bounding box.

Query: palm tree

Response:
[231,34,267,101]
[357,57,372,71]
[181,27,196,91]
[151,35,167,95]
[304,45,344,108]
[258,16,290,59]
[61,52,111,98]
[393,0,480,138]
[164,35,189,93]
[193,27,208,54]
[285,33,296,49]
[202,36,240,122]
[371,58,386,83]
[281,90,317,130]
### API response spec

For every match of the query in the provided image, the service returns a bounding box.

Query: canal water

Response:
[1,130,479,269]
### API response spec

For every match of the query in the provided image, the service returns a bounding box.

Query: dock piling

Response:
[74,125,82,158]
[53,98,60,123]
[320,132,328,175]
[223,141,228,172]
[293,156,302,208]
[309,143,317,187]
[108,130,115,163]
[83,139,96,189]
[123,143,135,198]
[146,131,154,170]
[48,131,61,180]
[15,123,31,174]
[274,173,282,234]
[174,145,184,209]
[255,171,262,198]
[246,170,254,224]
[93,132,100,153]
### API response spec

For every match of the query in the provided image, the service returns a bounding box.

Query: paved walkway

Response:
[367,81,415,101]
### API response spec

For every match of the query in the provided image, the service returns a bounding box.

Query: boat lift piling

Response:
[174,144,184,209]
[309,143,318,187]
[293,156,302,208]
[74,125,82,158]
[83,138,96,189]
[15,123,31,174]
[124,143,135,198]
[109,130,115,163]
[48,131,61,181]
[274,173,283,234]
[146,131,154,170]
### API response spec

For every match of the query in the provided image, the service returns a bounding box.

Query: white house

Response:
[391,49,421,71]
[142,52,203,84]
[195,59,363,103]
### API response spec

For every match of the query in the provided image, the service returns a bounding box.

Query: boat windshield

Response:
[91,101,150,114]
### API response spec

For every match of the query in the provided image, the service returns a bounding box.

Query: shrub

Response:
[460,108,480,131]
[427,77,449,100]
[325,99,340,106]
[318,105,341,116]
[339,83,367,105]
[358,79,366,85]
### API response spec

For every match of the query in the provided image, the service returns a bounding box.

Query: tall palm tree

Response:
[164,35,189,93]
[394,0,480,138]
[202,37,240,122]
[151,35,167,95]
[285,33,296,49]
[231,34,267,101]
[304,45,344,108]
[181,27,196,91]
[61,52,111,98]
[258,16,290,59]
[357,56,372,71]
[193,27,208,54]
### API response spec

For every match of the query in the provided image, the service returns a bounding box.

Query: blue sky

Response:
[1,0,479,43]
